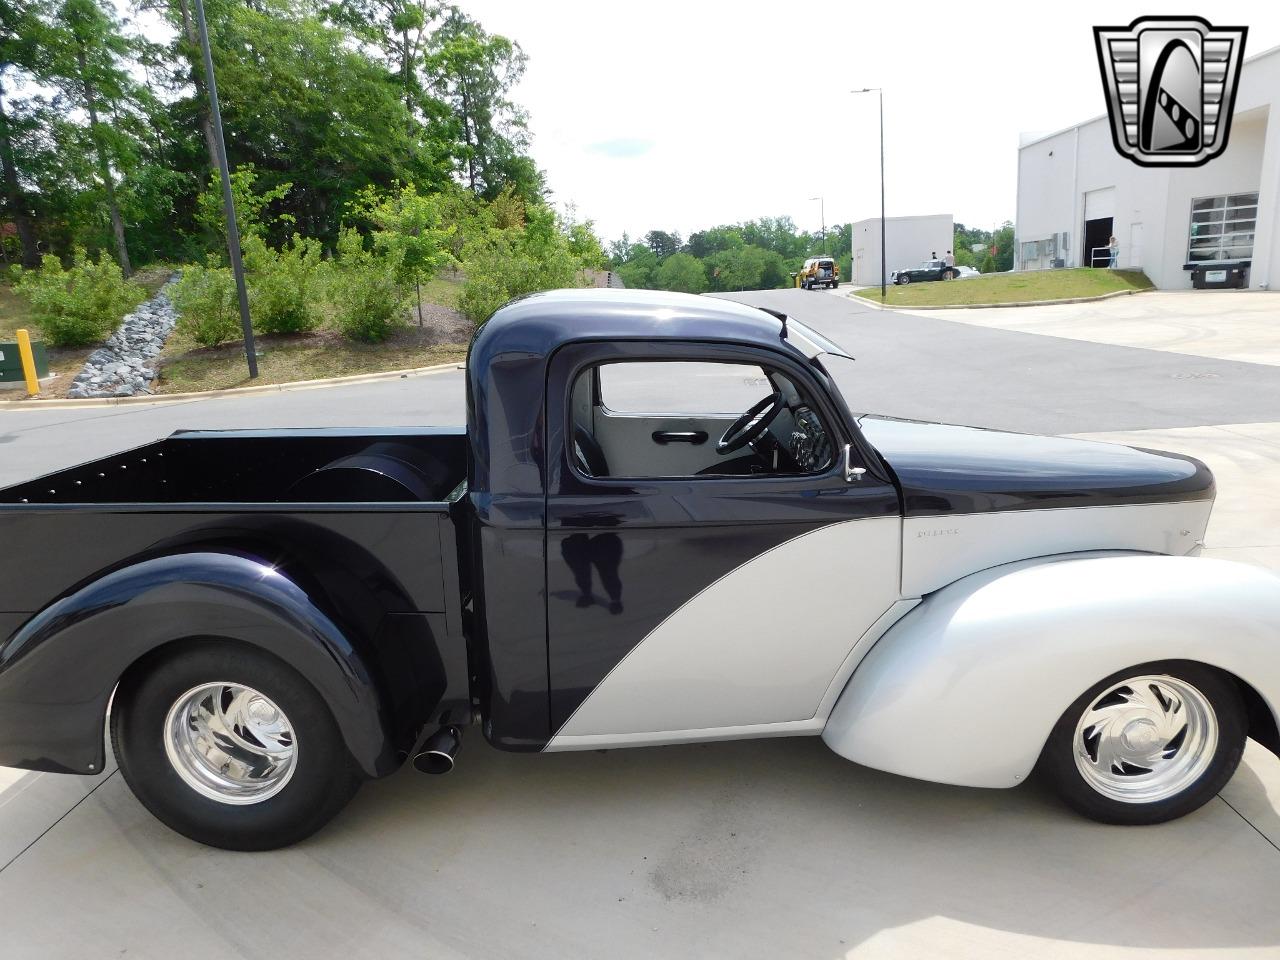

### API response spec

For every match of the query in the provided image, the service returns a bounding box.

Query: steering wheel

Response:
[717,392,784,455]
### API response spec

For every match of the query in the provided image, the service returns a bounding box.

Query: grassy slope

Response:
[153,275,468,393]
[156,331,466,393]
[851,268,1153,306]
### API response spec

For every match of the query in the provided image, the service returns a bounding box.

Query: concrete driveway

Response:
[4,290,1280,959]
[897,289,1280,367]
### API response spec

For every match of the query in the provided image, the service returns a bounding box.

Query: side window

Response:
[570,360,835,480]
[599,361,768,415]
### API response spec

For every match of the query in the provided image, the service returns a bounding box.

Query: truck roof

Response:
[471,288,828,367]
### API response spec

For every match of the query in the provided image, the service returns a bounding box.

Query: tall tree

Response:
[0,0,48,267]
[166,0,220,175]
[424,5,539,200]
[643,229,681,260]
[327,0,438,113]
[48,0,147,274]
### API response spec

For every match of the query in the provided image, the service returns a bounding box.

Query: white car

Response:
[955,265,982,279]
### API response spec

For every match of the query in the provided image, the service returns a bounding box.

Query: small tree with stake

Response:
[349,182,455,326]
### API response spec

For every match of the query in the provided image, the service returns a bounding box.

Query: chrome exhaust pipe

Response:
[412,725,462,774]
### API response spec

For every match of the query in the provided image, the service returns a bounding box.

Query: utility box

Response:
[0,340,50,385]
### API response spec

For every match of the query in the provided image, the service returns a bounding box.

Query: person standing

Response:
[944,250,955,267]
[1108,235,1119,268]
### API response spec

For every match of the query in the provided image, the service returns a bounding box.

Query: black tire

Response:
[1037,661,1245,825]
[898,274,911,284]
[112,639,363,850]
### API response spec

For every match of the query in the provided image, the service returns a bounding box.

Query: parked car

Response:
[955,265,982,279]
[799,256,839,289]
[891,259,960,284]
[3,288,1278,850]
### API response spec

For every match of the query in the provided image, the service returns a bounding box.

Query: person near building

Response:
[1108,235,1119,268]
[944,250,955,267]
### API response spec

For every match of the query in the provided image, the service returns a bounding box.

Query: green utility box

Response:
[0,340,50,384]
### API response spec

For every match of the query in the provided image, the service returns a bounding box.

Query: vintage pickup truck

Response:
[3,289,1279,850]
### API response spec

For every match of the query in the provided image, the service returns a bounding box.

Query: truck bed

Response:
[0,426,468,506]
[0,428,471,695]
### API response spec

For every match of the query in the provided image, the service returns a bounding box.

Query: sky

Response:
[462,0,1280,244]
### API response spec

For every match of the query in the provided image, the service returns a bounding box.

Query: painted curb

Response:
[846,287,1151,311]
[0,361,464,411]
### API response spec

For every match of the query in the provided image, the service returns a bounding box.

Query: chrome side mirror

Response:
[843,444,866,483]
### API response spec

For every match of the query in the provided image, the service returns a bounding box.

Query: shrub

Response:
[458,206,585,326]
[173,259,242,347]
[12,251,146,347]
[243,235,324,334]
[328,228,407,343]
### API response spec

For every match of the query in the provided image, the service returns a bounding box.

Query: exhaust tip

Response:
[412,725,462,774]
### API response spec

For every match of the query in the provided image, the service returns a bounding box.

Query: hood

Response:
[860,417,1214,516]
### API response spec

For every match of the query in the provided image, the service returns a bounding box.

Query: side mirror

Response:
[843,444,867,483]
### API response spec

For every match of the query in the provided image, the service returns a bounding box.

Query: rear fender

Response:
[0,552,403,777]
[823,553,1280,788]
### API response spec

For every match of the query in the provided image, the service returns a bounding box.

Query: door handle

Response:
[651,430,708,445]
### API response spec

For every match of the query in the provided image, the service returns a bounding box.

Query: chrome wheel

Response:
[1073,674,1217,804]
[164,682,298,805]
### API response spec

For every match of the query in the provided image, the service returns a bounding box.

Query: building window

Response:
[1188,192,1258,263]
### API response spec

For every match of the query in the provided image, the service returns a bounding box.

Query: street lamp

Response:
[809,195,827,255]
[193,0,258,378]
[851,87,886,300]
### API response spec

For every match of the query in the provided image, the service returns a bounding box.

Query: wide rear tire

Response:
[112,640,362,850]
[1037,661,1245,825]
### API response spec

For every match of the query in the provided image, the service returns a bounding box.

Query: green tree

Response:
[614,242,657,289]
[348,181,456,325]
[195,165,293,246]
[644,229,681,260]
[0,0,51,267]
[708,244,787,292]
[46,0,155,275]
[684,226,742,260]
[424,6,540,200]
[652,252,706,294]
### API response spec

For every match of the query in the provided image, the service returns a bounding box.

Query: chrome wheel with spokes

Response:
[165,682,298,804]
[1040,661,1246,825]
[1073,675,1217,804]
[114,641,362,850]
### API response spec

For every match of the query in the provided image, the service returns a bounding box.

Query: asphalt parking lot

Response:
[3,288,1280,958]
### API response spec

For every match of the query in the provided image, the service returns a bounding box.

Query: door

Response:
[1084,187,1116,267]
[543,341,902,746]
[1084,217,1113,267]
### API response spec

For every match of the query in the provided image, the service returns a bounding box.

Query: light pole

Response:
[809,195,826,255]
[193,0,258,378]
[852,87,885,299]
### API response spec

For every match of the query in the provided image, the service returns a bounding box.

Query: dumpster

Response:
[1187,262,1249,289]
[0,340,50,386]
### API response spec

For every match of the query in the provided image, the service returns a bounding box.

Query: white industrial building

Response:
[850,214,953,286]
[1015,43,1280,289]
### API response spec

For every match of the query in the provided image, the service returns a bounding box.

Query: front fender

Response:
[0,552,393,777]
[823,554,1280,788]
